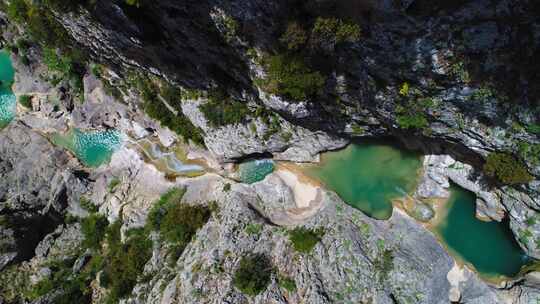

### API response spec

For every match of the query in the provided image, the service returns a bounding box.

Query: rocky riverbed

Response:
[0,0,539,303]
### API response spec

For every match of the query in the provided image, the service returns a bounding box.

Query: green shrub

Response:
[15,39,31,53]
[517,141,540,165]
[147,187,210,261]
[26,7,72,49]
[199,90,250,127]
[483,153,533,185]
[18,95,32,109]
[7,0,29,24]
[399,82,410,96]
[278,274,296,292]
[102,225,152,302]
[81,214,109,250]
[108,178,120,193]
[136,77,205,145]
[42,48,74,75]
[147,187,186,230]
[41,46,86,96]
[258,54,325,102]
[396,111,428,130]
[280,22,308,51]
[374,249,394,283]
[80,197,98,213]
[29,256,102,303]
[526,124,540,135]
[233,253,273,296]
[312,17,361,45]
[159,203,211,248]
[469,86,495,102]
[125,0,142,6]
[395,98,430,130]
[222,14,239,42]
[288,227,325,253]
[245,223,263,236]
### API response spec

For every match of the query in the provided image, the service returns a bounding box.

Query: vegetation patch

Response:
[81,213,109,250]
[18,95,32,109]
[198,90,250,127]
[280,22,308,51]
[233,253,273,296]
[108,178,121,193]
[0,265,32,303]
[147,187,211,263]
[374,249,394,283]
[483,153,533,185]
[222,14,239,42]
[312,17,361,45]
[288,227,325,253]
[395,97,432,130]
[147,187,187,230]
[245,223,263,236]
[29,257,104,303]
[526,124,540,135]
[257,54,325,102]
[159,202,211,248]
[101,223,152,303]
[517,141,540,166]
[6,0,88,97]
[278,274,297,292]
[132,75,205,146]
[80,197,98,213]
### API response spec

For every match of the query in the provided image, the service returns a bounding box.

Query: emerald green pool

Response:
[305,142,422,220]
[435,186,529,278]
[0,50,16,129]
[52,128,122,167]
[238,159,275,184]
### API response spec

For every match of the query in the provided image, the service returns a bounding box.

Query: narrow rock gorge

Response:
[0,0,539,303]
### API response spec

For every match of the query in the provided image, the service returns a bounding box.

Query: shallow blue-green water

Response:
[305,143,422,220]
[53,129,122,167]
[0,50,15,129]
[435,185,530,278]
[238,159,275,184]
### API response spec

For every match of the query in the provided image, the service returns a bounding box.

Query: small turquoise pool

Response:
[238,159,275,184]
[435,185,530,278]
[0,50,15,129]
[52,128,122,167]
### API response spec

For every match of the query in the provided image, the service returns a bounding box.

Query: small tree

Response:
[312,17,361,45]
[280,22,308,51]
[81,214,109,250]
[233,253,273,296]
[483,153,533,185]
[259,54,325,102]
[288,227,325,253]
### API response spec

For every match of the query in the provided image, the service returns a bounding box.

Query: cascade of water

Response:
[128,138,204,174]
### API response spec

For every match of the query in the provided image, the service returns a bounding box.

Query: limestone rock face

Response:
[0,123,86,267]
[182,99,347,162]
[125,176,508,304]
[418,154,540,258]
[0,123,76,213]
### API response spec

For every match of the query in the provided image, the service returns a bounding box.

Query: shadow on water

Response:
[434,184,530,278]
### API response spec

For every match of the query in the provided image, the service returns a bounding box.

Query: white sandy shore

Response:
[274,164,322,211]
